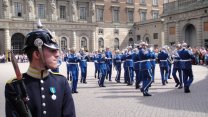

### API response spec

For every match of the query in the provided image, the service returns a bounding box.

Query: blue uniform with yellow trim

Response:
[79,53,88,83]
[149,50,156,82]
[123,51,134,85]
[93,54,99,78]
[67,53,80,93]
[178,48,194,91]
[133,49,142,89]
[5,66,76,117]
[172,49,182,87]
[138,48,152,94]
[158,50,169,85]
[113,54,122,83]
[105,51,113,81]
[97,53,107,87]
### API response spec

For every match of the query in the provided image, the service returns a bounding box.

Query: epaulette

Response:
[50,72,65,77]
[6,77,18,84]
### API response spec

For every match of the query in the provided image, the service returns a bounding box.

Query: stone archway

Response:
[128,38,134,48]
[11,33,25,54]
[183,24,196,47]
[143,34,150,44]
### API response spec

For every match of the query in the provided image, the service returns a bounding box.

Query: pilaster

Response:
[196,17,203,47]
[175,21,180,43]
[4,29,11,52]
[91,30,96,51]
[164,23,168,45]
[73,31,77,49]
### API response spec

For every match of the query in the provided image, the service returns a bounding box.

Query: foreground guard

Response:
[5,28,76,116]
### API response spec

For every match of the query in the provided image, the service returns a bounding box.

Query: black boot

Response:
[184,86,190,93]
[143,92,152,96]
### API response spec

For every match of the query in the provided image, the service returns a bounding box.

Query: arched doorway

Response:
[60,37,67,53]
[184,24,196,47]
[81,37,88,50]
[114,38,119,50]
[143,34,150,44]
[98,38,104,49]
[11,33,25,54]
[128,38,134,48]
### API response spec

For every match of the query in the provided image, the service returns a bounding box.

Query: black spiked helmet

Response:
[24,30,59,50]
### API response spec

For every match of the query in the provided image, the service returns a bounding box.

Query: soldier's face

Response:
[43,47,59,69]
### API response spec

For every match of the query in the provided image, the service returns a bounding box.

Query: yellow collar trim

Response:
[26,66,49,79]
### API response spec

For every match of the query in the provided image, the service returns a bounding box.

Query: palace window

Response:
[96,8,104,21]
[204,22,208,31]
[61,37,67,52]
[60,6,66,19]
[114,38,119,50]
[81,37,87,49]
[112,7,119,22]
[169,27,176,35]
[140,11,146,21]
[140,0,146,5]
[152,0,158,6]
[80,6,87,20]
[14,2,23,17]
[127,0,133,4]
[152,10,159,19]
[38,4,46,18]
[153,33,158,39]
[98,38,104,48]
[127,10,134,22]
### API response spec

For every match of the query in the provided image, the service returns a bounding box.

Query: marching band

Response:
[61,41,200,96]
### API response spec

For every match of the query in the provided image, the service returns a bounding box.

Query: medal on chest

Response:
[50,87,57,100]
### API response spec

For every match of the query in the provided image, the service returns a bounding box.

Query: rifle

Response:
[10,52,32,117]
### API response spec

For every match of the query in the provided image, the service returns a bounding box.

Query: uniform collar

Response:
[26,66,49,79]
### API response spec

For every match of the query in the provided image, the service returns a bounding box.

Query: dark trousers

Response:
[172,67,182,85]
[80,67,87,82]
[141,69,152,92]
[115,66,121,82]
[182,69,194,87]
[106,64,112,80]
[135,69,142,86]
[126,67,133,85]
[98,68,107,86]
[71,68,79,92]
[160,67,169,84]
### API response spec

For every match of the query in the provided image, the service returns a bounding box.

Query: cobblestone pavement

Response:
[0,62,208,117]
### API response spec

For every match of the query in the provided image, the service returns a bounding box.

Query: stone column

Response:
[196,17,203,47]
[91,30,96,51]
[175,21,180,43]
[27,0,35,21]
[72,31,77,49]
[163,23,168,45]
[4,29,11,52]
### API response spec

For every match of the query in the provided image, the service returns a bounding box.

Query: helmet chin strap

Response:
[34,38,48,70]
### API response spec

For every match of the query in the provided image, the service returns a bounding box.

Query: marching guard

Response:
[138,42,152,96]
[67,48,80,93]
[124,46,134,86]
[113,49,122,83]
[97,49,107,87]
[133,45,142,89]
[172,43,183,89]
[79,48,88,84]
[178,42,195,93]
[158,47,169,85]
[105,47,113,81]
